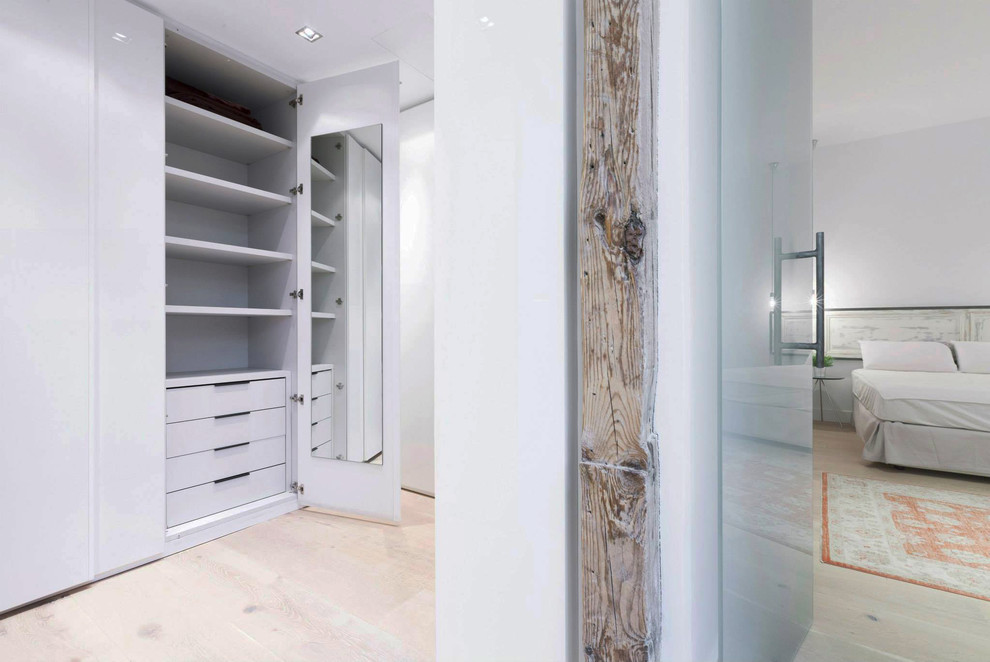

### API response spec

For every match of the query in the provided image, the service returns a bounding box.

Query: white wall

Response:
[434,0,574,659]
[814,116,990,422]
[399,100,435,496]
[815,116,990,310]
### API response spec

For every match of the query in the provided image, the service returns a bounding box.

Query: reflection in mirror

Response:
[310,124,384,464]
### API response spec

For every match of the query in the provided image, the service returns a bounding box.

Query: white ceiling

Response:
[143,0,434,110]
[815,0,990,145]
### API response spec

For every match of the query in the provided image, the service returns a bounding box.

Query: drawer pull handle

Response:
[214,442,249,452]
[214,380,251,388]
[215,472,250,484]
[215,411,250,420]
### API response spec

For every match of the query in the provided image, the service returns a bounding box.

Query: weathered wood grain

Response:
[580,0,657,471]
[579,0,659,658]
[580,463,653,661]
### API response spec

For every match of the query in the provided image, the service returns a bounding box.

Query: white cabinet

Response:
[164,372,289,530]
[93,0,166,575]
[0,0,400,615]
[0,0,95,614]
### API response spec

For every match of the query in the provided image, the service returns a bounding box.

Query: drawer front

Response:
[166,464,286,528]
[166,378,285,423]
[167,407,285,458]
[311,417,332,450]
[166,436,286,493]
[311,393,332,423]
[312,370,333,398]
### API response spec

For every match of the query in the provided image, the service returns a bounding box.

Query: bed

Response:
[853,369,990,477]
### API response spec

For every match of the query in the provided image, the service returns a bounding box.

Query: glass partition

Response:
[720,2,814,660]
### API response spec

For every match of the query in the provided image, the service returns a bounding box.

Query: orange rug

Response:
[822,473,990,601]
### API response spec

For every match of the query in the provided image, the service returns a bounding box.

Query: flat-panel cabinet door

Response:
[93,0,166,576]
[295,63,401,522]
[0,0,94,612]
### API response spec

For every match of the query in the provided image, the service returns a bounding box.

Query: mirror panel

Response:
[310,124,384,464]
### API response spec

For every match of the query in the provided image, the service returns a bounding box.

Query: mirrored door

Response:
[294,63,399,522]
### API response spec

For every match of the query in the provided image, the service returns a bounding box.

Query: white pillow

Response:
[859,341,958,372]
[951,341,990,374]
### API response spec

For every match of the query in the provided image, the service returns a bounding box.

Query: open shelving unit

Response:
[163,40,299,378]
[311,210,337,228]
[311,158,336,182]
[165,166,291,215]
[311,260,337,274]
[166,305,292,317]
[165,97,293,164]
[165,236,292,266]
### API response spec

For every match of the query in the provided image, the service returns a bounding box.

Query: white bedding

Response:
[853,369,990,432]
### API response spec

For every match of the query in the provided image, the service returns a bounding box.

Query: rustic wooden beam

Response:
[579,0,659,658]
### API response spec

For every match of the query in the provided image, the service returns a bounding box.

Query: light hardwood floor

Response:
[796,424,990,662]
[0,490,436,662]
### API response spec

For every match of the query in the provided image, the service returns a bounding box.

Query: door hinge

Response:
[289,94,303,108]
[290,183,304,195]
[290,481,305,494]
[290,288,304,300]
[290,393,305,405]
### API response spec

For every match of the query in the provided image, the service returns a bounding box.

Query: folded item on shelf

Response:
[166,76,263,130]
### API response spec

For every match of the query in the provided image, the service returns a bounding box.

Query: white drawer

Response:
[166,436,286,493]
[166,464,285,528]
[311,393,332,423]
[167,378,285,423]
[167,407,285,458]
[311,417,332,450]
[312,369,333,398]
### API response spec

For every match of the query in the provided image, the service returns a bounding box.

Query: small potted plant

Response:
[812,352,834,377]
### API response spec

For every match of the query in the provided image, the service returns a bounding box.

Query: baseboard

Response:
[164,492,300,554]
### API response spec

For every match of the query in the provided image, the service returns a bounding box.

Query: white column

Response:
[434,0,574,658]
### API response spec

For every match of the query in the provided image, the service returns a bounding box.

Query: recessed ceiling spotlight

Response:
[295,26,323,43]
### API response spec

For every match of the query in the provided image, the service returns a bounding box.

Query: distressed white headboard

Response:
[826,308,990,358]
[781,308,990,359]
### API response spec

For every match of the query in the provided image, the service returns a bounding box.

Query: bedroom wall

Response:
[814,116,990,421]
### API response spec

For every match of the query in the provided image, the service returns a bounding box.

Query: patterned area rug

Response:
[822,473,990,601]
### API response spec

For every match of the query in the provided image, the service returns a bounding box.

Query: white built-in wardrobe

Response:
[0,0,399,614]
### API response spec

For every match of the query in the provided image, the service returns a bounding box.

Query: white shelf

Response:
[311,261,337,274]
[165,368,290,388]
[166,305,292,317]
[165,236,292,266]
[312,312,337,320]
[165,166,292,215]
[312,363,335,373]
[311,210,337,228]
[311,159,336,182]
[165,97,293,164]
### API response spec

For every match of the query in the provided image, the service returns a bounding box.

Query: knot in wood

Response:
[622,210,646,263]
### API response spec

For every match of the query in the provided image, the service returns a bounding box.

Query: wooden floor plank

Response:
[800,425,990,662]
[0,491,435,662]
